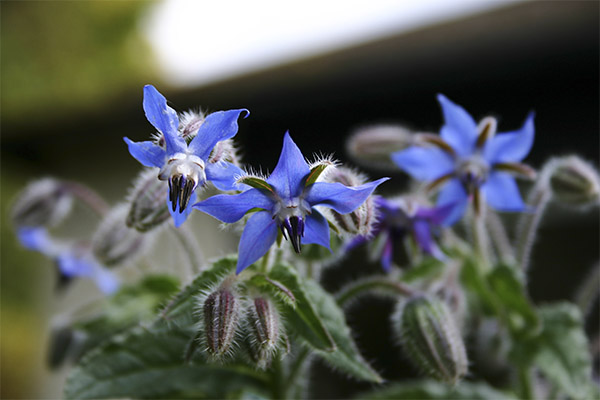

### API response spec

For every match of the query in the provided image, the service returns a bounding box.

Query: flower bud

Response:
[547,156,600,207]
[208,139,241,166]
[346,124,414,169]
[392,295,468,384]
[324,167,377,236]
[127,169,170,232]
[246,297,282,369]
[92,204,150,267]
[178,110,206,141]
[203,285,240,358]
[11,178,72,228]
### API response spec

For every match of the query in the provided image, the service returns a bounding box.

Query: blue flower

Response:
[347,197,453,271]
[18,227,119,294]
[194,132,389,274]
[392,94,535,225]
[124,85,248,227]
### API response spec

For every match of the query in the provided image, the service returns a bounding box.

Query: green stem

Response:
[168,225,204,277]
[471,206,491,271]
[63,181,109,216]
[486,210,515,264]
[335,276,417,307]
[516,181,551,272]
[284,347,311,399]
[518,366,535,399]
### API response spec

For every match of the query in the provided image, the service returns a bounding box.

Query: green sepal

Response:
[237,176,275,193]
[304,161,333,186]
[246,274,296,307]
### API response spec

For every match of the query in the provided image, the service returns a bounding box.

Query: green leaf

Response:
[533,303,594,400]
[64,325,269,399]
[267,263,335,351]
[303,279,383,383]
[245,274,296,307]
[401,257,444,283]
[358,380,517,400]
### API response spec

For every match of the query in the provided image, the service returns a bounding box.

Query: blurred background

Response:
[1,0,598,398]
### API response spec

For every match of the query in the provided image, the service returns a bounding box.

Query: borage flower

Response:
[348,197,453,271]
[17,227,119,294]
[124,85,248,227]
[194,132,388,274]
[392,95,535,224]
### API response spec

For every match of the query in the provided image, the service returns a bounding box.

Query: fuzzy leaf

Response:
[358,379,517,400]
[246,274,296,306]
[401,258,444,283]
[268,263,336,351]
[64,325,269,399]
[303,279,383,383]
[533,303,594,400]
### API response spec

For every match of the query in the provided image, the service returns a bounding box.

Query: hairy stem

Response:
[63,181,109,216]
[486,210,515,264]
[335,276,418,307]
[516,181,551,272]
[284,347,311,399]
[168,225,204,277]
[471,206,492,270]
[518,366,535,400]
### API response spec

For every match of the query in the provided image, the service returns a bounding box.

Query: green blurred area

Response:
[1,2,158,398]
[1,1,155,130]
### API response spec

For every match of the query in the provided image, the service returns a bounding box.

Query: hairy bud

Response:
[392,295,468,384]
[246,297,282,369]
[324,167,377,236]
[346,125,414,169]
[547,156,600,207]
[208,139,242,166]
[92,204,150,267]
[203,285,240,358]
[11,178,72,228]
[127,169,170,232]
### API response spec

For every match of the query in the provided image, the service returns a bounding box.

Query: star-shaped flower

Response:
[18,227,119,294]
[347,197,453,271]
[194,132,389,274]
[124,85,248,227]
[392,94,535,225]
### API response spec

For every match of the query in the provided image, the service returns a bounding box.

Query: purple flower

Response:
[347,197,453,272]
[17,227,119,294]
[124,85,248,227]
[392,94,535,225]
[194,132,388,274]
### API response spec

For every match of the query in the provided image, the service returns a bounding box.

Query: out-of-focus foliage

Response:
[1,1,155,127]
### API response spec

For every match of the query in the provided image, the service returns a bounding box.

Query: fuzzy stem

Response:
[63,181,109,216]
[284,347,311,399]
[335,276,418,307]
[168,225,204,277]
[518,366,535,399]
[575,262,600,318]
[471,205,492,270]
[516,181,551,272]
[486,210,515,264]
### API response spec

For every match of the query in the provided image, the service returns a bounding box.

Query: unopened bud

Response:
[325,167,377,236]
[547,156,600,207]
[11,178,72,228]
[203,285,240,358]
[246,297,282,369]
[392,295,468,384]
[346,125,414,169]
[179,110,206,141]
[127,169,170,232]
[208,139,241,166]
[92,204,150,267]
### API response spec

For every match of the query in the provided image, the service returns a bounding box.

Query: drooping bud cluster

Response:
[92,203,151,267]
[323,167,378,237]
[546,156,600,207]
[245,296,282,369]
[11,178,73,228]
[392,294,468,384]
[346,124,415,170]
[202,281,241,359]
[126,169,171,232]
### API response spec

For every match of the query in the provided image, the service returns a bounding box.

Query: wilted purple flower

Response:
[348,197,452,271]
[17,227,119,294]
[124,85,248,227]
[392,95,535,225]
[194,132,388,274]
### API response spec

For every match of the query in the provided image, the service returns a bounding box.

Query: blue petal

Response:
[391,146,454,181]
[482,171,525,211]
[483,112,535,163]
[436,178,468,226]
[236,210,278,274]
[142,85,185,154]
[205,161,244,191]
[194,189,273,223]
[17,227,54,255]
[415,202,457,226]
[188,109,249,160]
[123,138,166,168]
[305,178,388,214]
[437,94,478,156]
[93,268,120,294]
[380,236,393,272]
[412,219,435,254]
[168,191,197,227]
[266,132,311,199]
[302,210,331,250]
[57,252,95,278]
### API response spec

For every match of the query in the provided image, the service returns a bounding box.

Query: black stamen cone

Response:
[179,178,195,213]
[288,217,302,253]
[54,264,74,292]
[169,176,180,212]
